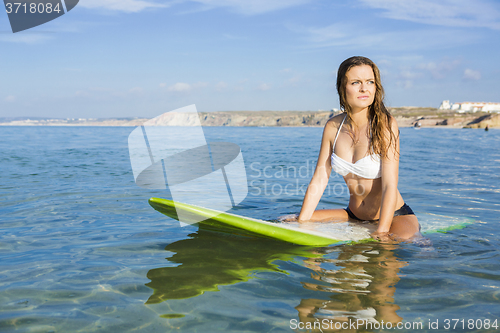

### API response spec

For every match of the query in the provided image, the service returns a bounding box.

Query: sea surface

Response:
[1,126,499,332]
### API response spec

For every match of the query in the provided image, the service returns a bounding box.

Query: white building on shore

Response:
[439,100,500,113]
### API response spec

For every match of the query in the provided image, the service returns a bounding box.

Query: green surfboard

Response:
[148,197,472,246]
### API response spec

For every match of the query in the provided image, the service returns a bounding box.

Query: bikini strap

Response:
[333,114,347,148]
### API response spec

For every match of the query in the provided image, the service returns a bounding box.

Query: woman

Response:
[298,56,420,241]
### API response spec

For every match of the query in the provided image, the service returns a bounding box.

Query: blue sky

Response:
[1,0,499,118]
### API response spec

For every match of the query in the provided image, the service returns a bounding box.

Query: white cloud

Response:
[194,82,209,88]
[398,70,423,80]
[74,87,126,100]
[294,22,477,51]
[215,81,228,90]
[4,96,16,102]
[359,0,500,30]
[167,82,192,92]
[73,86,156,101]
[390,59,461,88]
[301,23,347,44]
[257,83,271,91]
[129,87,144,93]
[463,69,481,80]
[79,0,168,13]
[417,59,461,79]
[223,33,245,40]
[0,33,53,44]
[189,0,312,15]
[396,80,413,89]
[166,81,208,92]
[393,68,423,89]
[75,90,90,98]
[79,0,311,14]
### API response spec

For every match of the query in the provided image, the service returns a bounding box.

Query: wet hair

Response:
[336,56,398,158]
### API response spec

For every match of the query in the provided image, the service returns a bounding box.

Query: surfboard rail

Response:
[148,197,351,246]
[149,197,472,246]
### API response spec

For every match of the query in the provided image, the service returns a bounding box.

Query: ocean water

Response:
[0,126,499,332]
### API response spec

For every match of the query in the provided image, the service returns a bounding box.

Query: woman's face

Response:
[344,65,376,112]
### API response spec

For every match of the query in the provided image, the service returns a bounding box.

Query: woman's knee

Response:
[390,215,420,239]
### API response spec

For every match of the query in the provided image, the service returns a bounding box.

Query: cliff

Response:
[198,110,335,127]
[1,107,498,128]
[461,113,500,129]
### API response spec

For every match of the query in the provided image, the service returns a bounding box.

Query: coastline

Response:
[1,107,498,128]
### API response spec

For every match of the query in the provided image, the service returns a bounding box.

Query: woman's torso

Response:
[330,114,404,220]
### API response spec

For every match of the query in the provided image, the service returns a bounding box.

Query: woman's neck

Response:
[349,107,370,127]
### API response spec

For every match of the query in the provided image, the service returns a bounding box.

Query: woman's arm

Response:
[298,120,336,221]
[374,117,400,235]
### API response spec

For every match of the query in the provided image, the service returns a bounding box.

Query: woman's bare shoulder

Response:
[325,113,346,130]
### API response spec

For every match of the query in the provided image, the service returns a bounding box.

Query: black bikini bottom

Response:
[344,203,415,221]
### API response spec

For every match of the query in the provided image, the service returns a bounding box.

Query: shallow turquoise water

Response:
[0,126,499,332]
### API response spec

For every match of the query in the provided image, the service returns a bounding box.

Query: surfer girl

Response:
[297,56,420,241]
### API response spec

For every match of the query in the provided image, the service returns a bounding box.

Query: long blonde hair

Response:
[336,56,397,158]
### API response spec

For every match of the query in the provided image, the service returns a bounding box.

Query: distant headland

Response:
[1,107,499,128]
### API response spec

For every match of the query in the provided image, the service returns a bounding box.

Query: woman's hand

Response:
[371,231,394,242]
[277,214,299,222]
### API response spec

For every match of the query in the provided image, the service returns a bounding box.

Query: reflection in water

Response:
[145,229,407,329]
[145,228,322,303]
[296,243,406,330]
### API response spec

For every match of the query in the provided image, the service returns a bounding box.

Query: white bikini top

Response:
[331,115,382,179]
